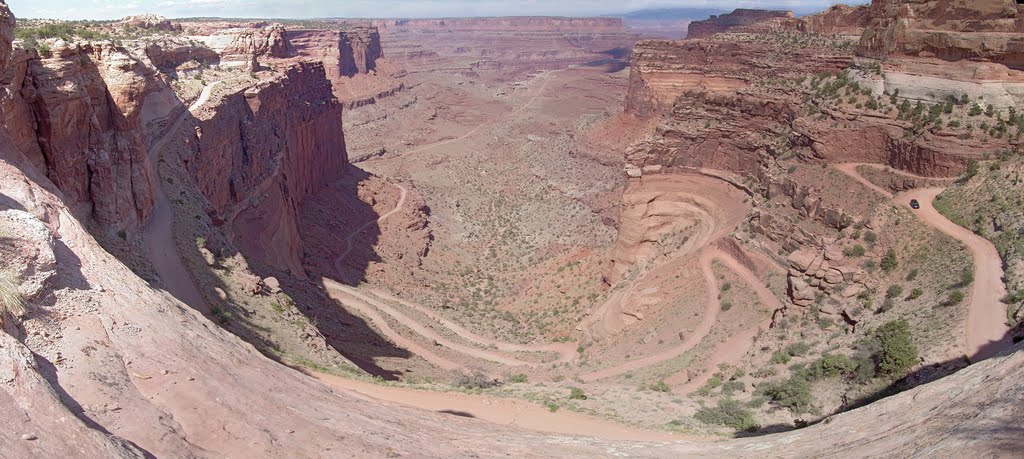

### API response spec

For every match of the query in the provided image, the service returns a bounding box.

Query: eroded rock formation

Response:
[859,0,1024,69]
[184,62,347,276]
[1,42,160,232]
[687,9,794,38]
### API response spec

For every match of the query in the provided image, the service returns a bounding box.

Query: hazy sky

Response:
[8,0,866,21]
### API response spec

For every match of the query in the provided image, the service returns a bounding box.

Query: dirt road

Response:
[580,249,725,382]
[836,164,1011,360]
[142,82,221,314]
[308,370,690,442]
[667,253,779,392]
[896,188,1011,360]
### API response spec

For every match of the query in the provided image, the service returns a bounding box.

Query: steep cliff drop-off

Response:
[288,26,406,109]
[3,2,1024,457]
[860,0,1024,69]
[184,62,348,277]
[686,9,794,38]
[0,42,165,233]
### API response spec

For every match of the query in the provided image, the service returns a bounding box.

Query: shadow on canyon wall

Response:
[104,88,414,381]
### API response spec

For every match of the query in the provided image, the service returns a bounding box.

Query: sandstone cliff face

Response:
[221,24,292,68]
[120,14,182,32]
[783,4,871,35]
[0,42,158,232]
[144,38,220,72]
[287,27,404,108]
[185,62,347,276]
[859,0,1024,69]
[0,1,11,69]
[625,37,850,117]
[687,9,793,38]
[337,27,382,77]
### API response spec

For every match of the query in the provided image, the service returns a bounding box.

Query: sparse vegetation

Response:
[694,399,758,432]
[569,387,588,400]
[0,270,26,320]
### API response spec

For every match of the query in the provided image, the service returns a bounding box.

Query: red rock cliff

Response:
[687,9,794,38]
[184,62,347,276]
[859,0,1024,68]
[1,42,158,232]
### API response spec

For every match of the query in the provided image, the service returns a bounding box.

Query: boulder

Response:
[263,277,282,294]
[788,275,816,306]
[788,249,818,272]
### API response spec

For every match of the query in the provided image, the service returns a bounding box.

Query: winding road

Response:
[835,163,1011,361]
[580,248,777,383]
[141,82,223,314]
[325,181,577,371]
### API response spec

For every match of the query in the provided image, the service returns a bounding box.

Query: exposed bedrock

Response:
[687,9,794,38]
[184,62,348,277]
[0,42,163,232]
[859,0,1024,69]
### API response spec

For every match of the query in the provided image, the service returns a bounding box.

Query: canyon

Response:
[0,1,1022,457]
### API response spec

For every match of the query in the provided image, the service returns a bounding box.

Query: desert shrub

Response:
[964,159,980,178]
[694,399,758,431]
[506,373,528,384]
[721,380,745,396]
[909,288,923,300]
[877,297,895,314]
[802,354,855,380]
[874,320,918,377]
[762,376,813,414]
[946,290,966,305]
[721,282,732,292]
[752,367,778,378]
[721,301,733,311]
[0,270,26,320]
[649,380,671,393]
[957,268,974,287]
[454,368,497,389]
[880,249,898,273]
[905,269,919,281]
[844,244,866,257]
[786,341,812,357]
[864,231,878,244]
[770,350,792,364]
[569,387,588,400]
[886,284,904,299]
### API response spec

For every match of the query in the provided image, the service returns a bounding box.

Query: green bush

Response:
[874,320,918,377]
[752,367,778,378]
[864,231,878,244]
[886,284,904,299]
[763,376,813,414]
[844,245,866,257]
[802,354,855,380]
[905,269,919,281]
[880,249,898,273]
[786,341,812,357]
[694,399,758,431]
[506,373,528,383]
[649,380,671,393]
[569,387,588,400]
[909,288,923,300]
[770,350,792,364]
[721,380,745,396]
[947,290,966,305]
